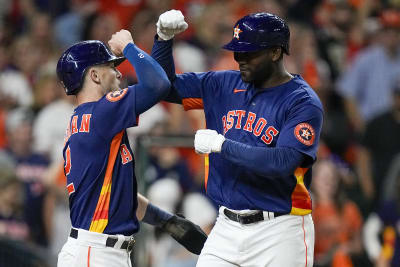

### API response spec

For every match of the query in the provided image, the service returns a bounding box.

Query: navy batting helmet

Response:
[222,13,290,54]
[57,40,125,95]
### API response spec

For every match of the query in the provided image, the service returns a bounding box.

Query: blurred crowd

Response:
[0,0,400,266]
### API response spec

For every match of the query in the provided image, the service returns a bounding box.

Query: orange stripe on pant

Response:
[87,246,91,267]
[89,131,123,233]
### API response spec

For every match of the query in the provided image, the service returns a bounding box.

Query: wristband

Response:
[142,203,173,227]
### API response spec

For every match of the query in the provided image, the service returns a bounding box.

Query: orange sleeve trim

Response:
[182,98,204,111]
[89,131,123,233]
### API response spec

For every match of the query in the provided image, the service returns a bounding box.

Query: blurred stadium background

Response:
[0,0,400,266]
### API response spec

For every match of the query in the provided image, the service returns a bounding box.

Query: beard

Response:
[240,62,274,87]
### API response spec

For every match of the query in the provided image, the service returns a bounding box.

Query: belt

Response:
[69,228,135,250]
[223,208,287,225]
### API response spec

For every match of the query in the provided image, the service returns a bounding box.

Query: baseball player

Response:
[56,30,207,267]
[152,11,324,266]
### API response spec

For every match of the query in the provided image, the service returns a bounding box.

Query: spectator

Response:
[0,164,28,242]
[356,78,400,205]
[336,9,400,134]
[3,108,51,247]
[363,155,400,267]
[146,145,197,193]
[53,0,98,48]
[312,159,365,267]
[32,65,75,163]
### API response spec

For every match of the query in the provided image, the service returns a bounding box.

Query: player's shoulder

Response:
[286,75,323,111]
[198,70,241,80]
[212,70,242,86]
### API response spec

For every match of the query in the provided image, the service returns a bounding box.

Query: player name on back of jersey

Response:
[222,109,279,145]
[64,113,92,143]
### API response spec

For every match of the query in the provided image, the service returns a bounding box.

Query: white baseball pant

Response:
[196,207,314,267]
[57,228,134,267]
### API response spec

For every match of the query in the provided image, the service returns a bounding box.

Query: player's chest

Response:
[216,97,283,146]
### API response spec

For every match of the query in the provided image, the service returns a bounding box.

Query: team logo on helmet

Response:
[106,88,128,102]
[294,123,315,146]
[233,25,242,39]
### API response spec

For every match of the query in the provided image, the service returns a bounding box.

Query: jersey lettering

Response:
[261,126,279,145]
[226,111,235,133]
[222,110,279,145]
[120,144,133,164]
[253,118,267,136]
[222,115,227,134]
[67,182,75,196]
[243,112,256,132]
[71,115,79,134]
[79,114,92,133]
[64,145,71,175]
[235,110,246,129]
[65,113,93,143]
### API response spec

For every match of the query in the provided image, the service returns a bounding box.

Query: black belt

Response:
[223,208,287,224]
[69,228,135,250]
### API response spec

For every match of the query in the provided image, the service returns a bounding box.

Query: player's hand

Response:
[194,129,225,154]
[108,29,134,56]
[161,214,207,255]
[156,9,188,40]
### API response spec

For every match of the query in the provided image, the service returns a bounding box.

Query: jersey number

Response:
[64,144,133,175]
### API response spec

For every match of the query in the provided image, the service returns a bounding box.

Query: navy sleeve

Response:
[276,103,323,163]
[151,36,176,81]
[123,43,170,114]
[93,43,170,140]
[151,36,181,103]
[221,139,305,177]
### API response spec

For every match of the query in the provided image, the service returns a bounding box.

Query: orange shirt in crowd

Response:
[313,201,363,260]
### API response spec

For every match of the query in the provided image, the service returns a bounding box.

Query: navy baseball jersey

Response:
[63,87,139,235]
[174,71,323,215]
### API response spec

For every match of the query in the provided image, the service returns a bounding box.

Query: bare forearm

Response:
[136,193,149,221]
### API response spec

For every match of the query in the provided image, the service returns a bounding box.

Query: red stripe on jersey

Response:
[91,207,109,220]
[182,98,203,110]
[89,131,123,232]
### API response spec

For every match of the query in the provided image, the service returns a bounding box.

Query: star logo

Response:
[294,123,315,146]
[301,129,311,140]
[233,25,242,39]
[106,88,128,102]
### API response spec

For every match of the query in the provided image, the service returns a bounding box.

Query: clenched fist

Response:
[108,29,134,56]
[157,9,188,40]
[194,129,225,154]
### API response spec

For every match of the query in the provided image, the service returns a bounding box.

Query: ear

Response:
[89,67,101,84]
[271,47,283,62]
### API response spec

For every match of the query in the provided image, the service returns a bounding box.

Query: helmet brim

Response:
[110,56,126,67]
[222,41,267,52]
